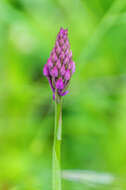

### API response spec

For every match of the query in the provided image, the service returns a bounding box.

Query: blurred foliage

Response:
[0,0,126,189]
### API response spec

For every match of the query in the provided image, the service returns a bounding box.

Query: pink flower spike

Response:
[43,28,75,99]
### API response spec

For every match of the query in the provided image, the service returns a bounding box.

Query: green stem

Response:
[52,92,62,190]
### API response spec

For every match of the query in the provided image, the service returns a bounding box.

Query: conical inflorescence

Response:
[43,28,75,99]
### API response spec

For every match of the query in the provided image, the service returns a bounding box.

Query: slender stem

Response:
[52,92,62,190]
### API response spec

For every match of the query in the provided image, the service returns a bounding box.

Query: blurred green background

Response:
[0,0,126,189]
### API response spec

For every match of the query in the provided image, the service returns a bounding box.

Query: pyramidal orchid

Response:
[43,28,75,190]
[43,28,75,100]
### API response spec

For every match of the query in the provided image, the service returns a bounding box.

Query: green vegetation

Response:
[0,0,126,189]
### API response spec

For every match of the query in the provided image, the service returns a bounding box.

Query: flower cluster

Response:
[43,28,75,99]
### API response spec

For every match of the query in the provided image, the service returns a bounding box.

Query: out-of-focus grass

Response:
[0,0,126,189]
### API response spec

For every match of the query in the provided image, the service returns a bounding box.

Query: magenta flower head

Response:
[43,28,75,100]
